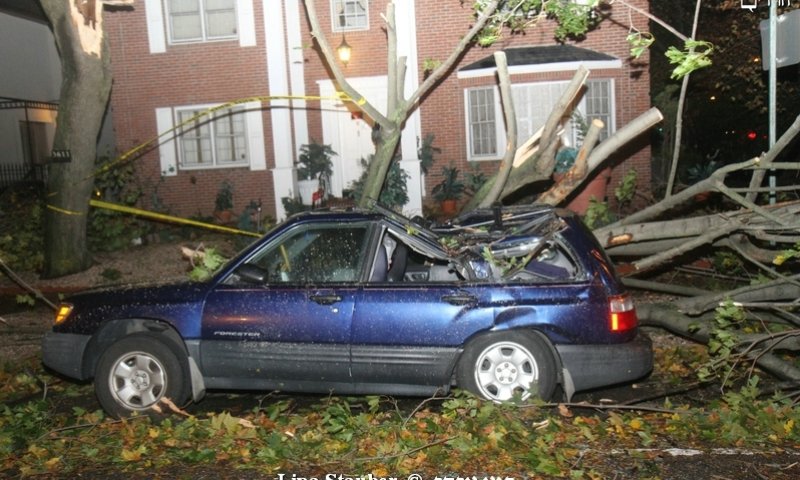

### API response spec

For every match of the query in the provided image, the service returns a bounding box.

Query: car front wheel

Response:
[95,335,189,417]
[457,331,556,402]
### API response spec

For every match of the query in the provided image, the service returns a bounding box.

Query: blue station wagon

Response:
[42,204,652,417]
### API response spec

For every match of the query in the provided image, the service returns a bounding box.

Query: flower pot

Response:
[297,179,319,206]
[440,199,458,217]
[214,209,234,224]
[557,168,612,215]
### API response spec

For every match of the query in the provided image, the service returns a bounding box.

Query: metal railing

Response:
[0,163,46,189]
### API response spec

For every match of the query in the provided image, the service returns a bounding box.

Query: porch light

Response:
[337,35,352,66]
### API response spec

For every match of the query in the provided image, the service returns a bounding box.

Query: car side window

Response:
[368,230,465,284]
[248,223,369,284]
[503,240,580,283]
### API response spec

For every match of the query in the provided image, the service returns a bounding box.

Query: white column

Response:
[286,0,309,151]
[265,0,294,219]
[395,0,422,214]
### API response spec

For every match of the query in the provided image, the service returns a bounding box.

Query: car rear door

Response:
[350,230,494,391]
[199,221,372,389]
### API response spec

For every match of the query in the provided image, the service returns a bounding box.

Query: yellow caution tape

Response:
[93,93,356,177]
[46,204,84,216]
[89,199,261,237]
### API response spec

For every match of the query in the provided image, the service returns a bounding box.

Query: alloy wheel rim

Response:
[108,351,167,410]
[474,341,538,401]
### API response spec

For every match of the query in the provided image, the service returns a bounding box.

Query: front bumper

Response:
[42,332,92,380]
[556,332,653,393]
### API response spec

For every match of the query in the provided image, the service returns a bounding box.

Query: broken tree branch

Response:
[536,118,603,206]
[494,67,590,201]
[480,52,517,208]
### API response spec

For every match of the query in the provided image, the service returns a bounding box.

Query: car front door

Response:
[199,221,372,391]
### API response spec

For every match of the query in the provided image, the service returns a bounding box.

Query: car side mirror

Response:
[235,264,269,284]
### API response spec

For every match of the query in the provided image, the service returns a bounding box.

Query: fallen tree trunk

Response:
[479,52,517,208]
[639,303,800,382]
[605,114,800,230]
[595,174,800,273]
[535,107,663,206]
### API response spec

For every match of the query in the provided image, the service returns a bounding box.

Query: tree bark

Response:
[40,0,112,277]
[535,118,603,206]
[665,0,703,197]
[604,114,800,231]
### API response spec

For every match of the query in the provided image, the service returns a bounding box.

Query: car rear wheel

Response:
[95,335,189,417]
[457,331,556,402]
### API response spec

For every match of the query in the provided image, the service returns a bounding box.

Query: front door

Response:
[319,76,387,196]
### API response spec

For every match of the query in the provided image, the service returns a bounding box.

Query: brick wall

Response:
[105,0,653,219]
[105,0,275,220]
[407,0,653,206]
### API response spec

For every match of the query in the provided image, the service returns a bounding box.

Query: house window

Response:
[332,0,368,32]
[466,79,614,161]
[584,79,613,141]
[177,106,248,169]
[166,0,237,43]
[466,87,500,158]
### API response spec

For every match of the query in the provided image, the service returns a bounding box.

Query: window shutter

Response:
[145,0,167,54]
[246,101,266,171]
[237,0,256,47]
[156,107,178,176]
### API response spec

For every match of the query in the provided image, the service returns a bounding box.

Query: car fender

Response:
[455,325,565,393]
[83,318,198,392]
[493,306,572,342]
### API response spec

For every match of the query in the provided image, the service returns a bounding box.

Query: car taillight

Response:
[609,294,637,332]
[54,303,74,325]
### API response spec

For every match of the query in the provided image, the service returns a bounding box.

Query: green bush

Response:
[88,158,146,252]
[347,155,409,210]
[0,184,44,271]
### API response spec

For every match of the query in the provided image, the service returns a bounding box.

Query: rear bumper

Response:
[42,332,91,380]
[556,332,653,393]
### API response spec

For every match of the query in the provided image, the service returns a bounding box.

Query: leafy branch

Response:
[666,39,715,79]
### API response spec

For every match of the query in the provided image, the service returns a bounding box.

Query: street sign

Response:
[760,9,800,70]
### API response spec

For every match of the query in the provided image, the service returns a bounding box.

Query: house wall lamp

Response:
[337,35,352,66]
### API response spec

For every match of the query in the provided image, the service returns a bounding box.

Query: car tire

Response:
[95,334,190,418]
[457,331,557,402]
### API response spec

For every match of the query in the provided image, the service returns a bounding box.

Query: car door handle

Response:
[310,294,342,305]
[442,293,477,306]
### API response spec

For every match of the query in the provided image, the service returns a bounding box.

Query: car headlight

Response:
[54,303,74,325]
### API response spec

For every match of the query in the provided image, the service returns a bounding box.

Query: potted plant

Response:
[554,147,579,177]
[432,166,465,216]
[296,141,336,206]
[686,160,718,202]
[214,180,234,223]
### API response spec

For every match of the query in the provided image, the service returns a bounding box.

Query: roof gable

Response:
[459,45,621,79]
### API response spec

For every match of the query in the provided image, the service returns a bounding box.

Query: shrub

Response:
[0,184,44,271]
